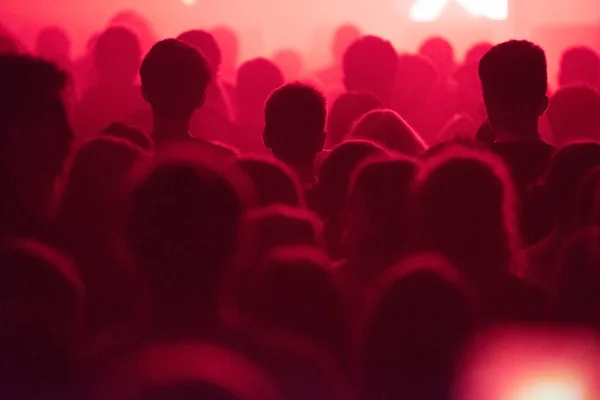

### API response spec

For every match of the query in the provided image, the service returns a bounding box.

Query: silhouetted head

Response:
[102,122,153,150]
[237,157,303,208]
[479,40,548,134]
[418,36,456,80]
[343,36,398,105]
[236,58,284,118]
[129,160,246,324]
[559,46,600,89]
[464,42,493,65]
[177,29,221,75]
[244,246,349,362]
[454,62,485,122]
[264,82,327,167]
[210,26,239,70]
[109,10,158,54]
[350,109,427,155]
[418,146,518,280]
[273,49,304,81]
[392,54,438,123]
[35,26,70,62]
[346,156,420,273]
[332,24,361,62]
[362,254,474,400]
[94,26,141,84]
[326,92,382,149]
[141,38,212,120]
[546,85,600,146]
[545,141,600,230]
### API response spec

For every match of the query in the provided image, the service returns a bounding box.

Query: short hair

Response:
[326,91,383,148]
[236,58,284,108]
[547,85,600,146]
[94,26,141,83]
[140,38,212,118]
[177,29,221,74]
[343,36,398,104]
[479,40,548,123]
[418,36,455,77]
[559,46,600,88]
[264,82,327,165]
[35,26,70,58]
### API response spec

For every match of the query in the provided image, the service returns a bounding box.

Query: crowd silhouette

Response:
[2,12,600,399]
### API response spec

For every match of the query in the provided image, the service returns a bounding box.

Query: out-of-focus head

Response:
[237,156,303,208]
[35,26,70,61]
[418,146,517,278]
[479,40,548,132]
[350,109,427,155]
[109,10,158,54]
[94,26,141,84]
[545,141,600,229]
[102,121,153,150]
[236,58,284,111]
[392,54,438,122]
[454,62,486,122]
[141,39,212,119]
[264,82,327,166]
[326,91,383,149]
[362,254,474,400]
[343,36,398,105]
[418,36,456,79]
[0,54,72,183]
[464,41,493,65]
[559,46,600,89]
[177,29,221,75]
[332,24,361,62]
[128,160,246,316]
[210,26,239,68]
[547,85,600,146]
[273,49,304,81]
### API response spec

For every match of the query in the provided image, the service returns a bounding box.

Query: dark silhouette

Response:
[237,157,303,208]
[101,121,153,150]
[0,54,73,241]
[35,26,72,72]
[326,91,383,149]
[316,140,387,259]
[235,58,284,153]
[264,82,327,184]
[546,85,600,146]
[342,35,398,106]
[73,26,145,143]
[140,38,212,146]
[350,109,427,155]
[559,46,600,89]
[418,37,456,82]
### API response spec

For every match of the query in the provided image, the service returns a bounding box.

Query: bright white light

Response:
[407,0,508,22]
[182,0,197,5]
[513,380,585,400]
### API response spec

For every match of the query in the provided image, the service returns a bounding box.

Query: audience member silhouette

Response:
[316,24,361,93]
[0,54,73,242]
[464,42,493,65]
[326,92,383,149]
[210,26,239,84]
[235,58,284,152]
[559,46,600,89]
[546,85,600,146]
[479,40,555,186]
[418,36,456,82]
[139,38,212,146]
[237,157,303,208]
[273,49,304,81]
[264,82,327,185]
[74,26,145,143]
[316,140,387,259]
[342,35,398,106]
[109,10,159,55]
[35,26,72,72]
[350,109,427,155]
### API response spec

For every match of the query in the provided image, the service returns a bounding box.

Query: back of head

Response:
[236,58,284,110]
[343,36,398,105]
[479,40,548,132]
[141,38,212,119]
[547,85,600,146]
[362,254,473,400]
[418,36,456,79]
[264,82,327,166]
[326,91,383,148]
[35,26,70,61]
[210,26,239,68]
[418,146,517,278]
[237,157,302,208]
[94,26,141,84]
[129,160,245,314]
[559,46,600,88]
[545,141,600,229]
[332,24,361,62]
[245,246,348,361]
[465,42,493,65]
[392,54,438,120]
[350,109,427,155]
[177,29,221,75]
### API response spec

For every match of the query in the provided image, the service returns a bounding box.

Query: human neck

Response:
[151,112,193,145]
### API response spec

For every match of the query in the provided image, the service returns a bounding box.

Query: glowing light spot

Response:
[513,380,585,400]
[182,0,197,5]
[407,0,508,22]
